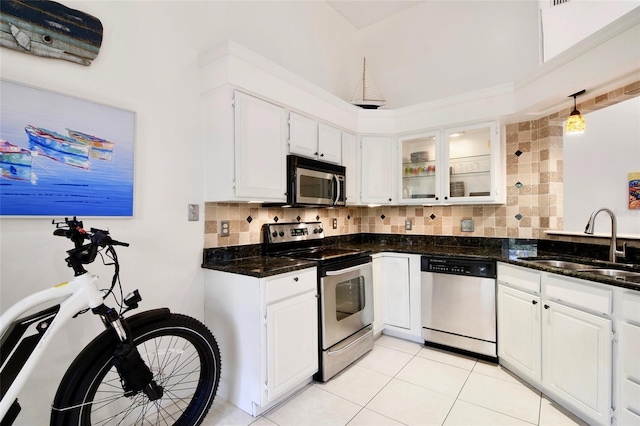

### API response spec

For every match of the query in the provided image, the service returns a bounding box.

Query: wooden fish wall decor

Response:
[0,0,103,66]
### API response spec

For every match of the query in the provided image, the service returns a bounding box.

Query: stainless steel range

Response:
[264,222,374,382]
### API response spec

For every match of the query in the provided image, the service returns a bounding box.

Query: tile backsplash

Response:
[204,81,640,249]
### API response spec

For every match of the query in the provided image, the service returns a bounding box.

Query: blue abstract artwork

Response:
[0,80,134,216]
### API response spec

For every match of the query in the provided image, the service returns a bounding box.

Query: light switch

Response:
[188,204,199,221]
[332,218,338,229]
[405,218,412,230]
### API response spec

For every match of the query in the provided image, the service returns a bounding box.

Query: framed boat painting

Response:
[0,79,134,216]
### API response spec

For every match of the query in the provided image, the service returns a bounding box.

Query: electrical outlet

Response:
[405,218,412,231]
[220,220,230,237]
[461,219,474,232]
[332,218,338,229]
[188,204,199,221]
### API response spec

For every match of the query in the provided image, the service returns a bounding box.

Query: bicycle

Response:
[0,217,221,426]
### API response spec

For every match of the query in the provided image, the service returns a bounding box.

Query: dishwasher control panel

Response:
[421,256,496,278]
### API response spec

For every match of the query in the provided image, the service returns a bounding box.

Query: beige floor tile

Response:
[416,346,477,371]
[396,356,471,397]
[355,345,414,377]
[203,398,255,426]
[314,365,392,406]
[375,334,423,355]
[444,399,533,425]
[458,372,541,424]
[539,396,589,425]
[366,378,456,426]
[473,360,523,384]
[265,385,361,426]
[347,408,404,425]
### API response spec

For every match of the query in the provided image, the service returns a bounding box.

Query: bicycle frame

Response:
[0,272,105,421]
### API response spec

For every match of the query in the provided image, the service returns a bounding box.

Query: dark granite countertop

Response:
[202,234,640,290]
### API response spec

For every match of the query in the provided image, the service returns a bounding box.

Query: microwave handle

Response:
[332,174,341,206]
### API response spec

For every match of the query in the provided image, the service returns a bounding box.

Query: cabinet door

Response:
[361,136,394,204]
[542,301,612,424]
[444,121,500,203]
[318,123,342,164]
[371,256,385,335]
[381,256,411,329]
[342,132,358,204]
[398,131,440,204]
[234,92,288,201]
[266,291,318,402]
[497,285,541,382]
[620,322,640,420]
[289,112,318,159]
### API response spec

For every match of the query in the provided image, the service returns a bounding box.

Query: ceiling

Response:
[327,0,423,29]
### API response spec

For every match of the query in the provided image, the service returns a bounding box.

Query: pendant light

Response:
[565,89,586,134]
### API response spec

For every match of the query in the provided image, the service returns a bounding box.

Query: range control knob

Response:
[272,231,278,238]
[279,231,285,237]
[313,228,319,234]
[317,228,323,234]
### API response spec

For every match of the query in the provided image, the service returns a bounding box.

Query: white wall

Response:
[0,2,357,424]
[563,97,640,236]
[541,0,640,61]
[357,0,540,109]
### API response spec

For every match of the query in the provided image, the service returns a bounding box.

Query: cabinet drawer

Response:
[622,378,640,414]
[623,322,640,381]
[545,275,612,315]
[497,263,540,293]
[265,268,317,304]
[623,291,640,323]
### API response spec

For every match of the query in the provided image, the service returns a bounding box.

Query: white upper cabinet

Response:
[398,121,503,205]
[361,136,395,205]
[318,123,342,164]
[204,90,288,202]
[289,112,341,164]
[341,132,359,205]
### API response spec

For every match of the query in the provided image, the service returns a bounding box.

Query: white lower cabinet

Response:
[619,291,640,425]
[381,255,411,329]
[497,263,614,426]
[204,268,318,416]
[497,284,541,382]
[372,253,422,341]
[542,301,612,425]
[266,290,318,401]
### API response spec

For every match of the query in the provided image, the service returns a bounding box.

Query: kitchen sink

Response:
[576,269,640,279]
[521,259,595,270]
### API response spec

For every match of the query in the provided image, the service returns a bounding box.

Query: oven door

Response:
[320,258,373,350]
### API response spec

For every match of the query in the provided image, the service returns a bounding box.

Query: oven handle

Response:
[332,174,340,206]
[325,264,368,276]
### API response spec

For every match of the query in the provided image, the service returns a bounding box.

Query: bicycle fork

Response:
[92,302,163,401]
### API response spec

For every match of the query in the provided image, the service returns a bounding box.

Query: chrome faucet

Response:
[584,207,626,262]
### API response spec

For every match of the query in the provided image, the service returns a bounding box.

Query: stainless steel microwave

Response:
[287,155,346,207]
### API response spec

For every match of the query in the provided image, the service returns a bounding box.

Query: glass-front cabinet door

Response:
[444,122,499,203]
[398,131,440,204]
[397,121,502,205]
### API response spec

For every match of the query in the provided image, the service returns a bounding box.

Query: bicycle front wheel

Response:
[51,313,220,426]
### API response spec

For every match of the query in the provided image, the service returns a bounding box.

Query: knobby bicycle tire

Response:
[50,313,220,426]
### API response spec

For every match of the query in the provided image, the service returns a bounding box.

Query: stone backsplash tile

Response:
[204,81,639,249]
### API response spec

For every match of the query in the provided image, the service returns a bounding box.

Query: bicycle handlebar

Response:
[52,217,129,273]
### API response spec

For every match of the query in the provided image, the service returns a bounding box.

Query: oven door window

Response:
[335,276,366,321]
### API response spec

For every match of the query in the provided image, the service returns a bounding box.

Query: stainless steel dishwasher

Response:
[421,256,497,361]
